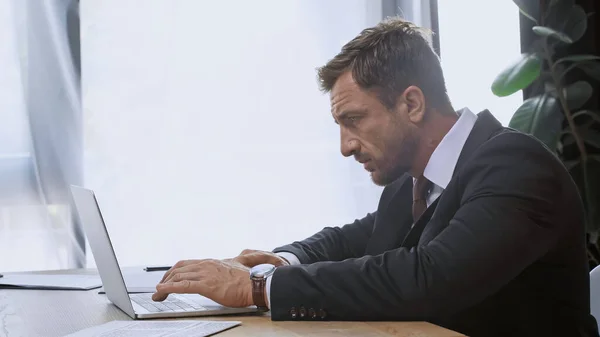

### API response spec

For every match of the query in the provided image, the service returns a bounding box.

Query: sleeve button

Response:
[319,308,327,319]
[309,308,316,319]
[290,307,297,319]
[299,307,306,318]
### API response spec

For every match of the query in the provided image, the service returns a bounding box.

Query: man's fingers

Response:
[159,270,171,284]
[154,261,215,301]
[153,280,193,301]
[153,279,206,301]
[162,265,204,284]
[159,260,206,283]
[152,291,168,302]
[164,271,203,285]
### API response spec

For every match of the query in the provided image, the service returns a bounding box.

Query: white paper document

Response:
[0,274,102,290]
[65,320,241,337]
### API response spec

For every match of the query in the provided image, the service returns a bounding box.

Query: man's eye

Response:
[348,116,359,122]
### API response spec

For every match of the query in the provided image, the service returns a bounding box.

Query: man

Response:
[152,18,598,336]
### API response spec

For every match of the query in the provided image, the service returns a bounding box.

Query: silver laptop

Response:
[69,185,259,319]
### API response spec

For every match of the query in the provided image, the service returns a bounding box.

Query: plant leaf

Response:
[532,26,574,43]
[564,81,593,110]
[562,5,588,43]
[546,3,587,43]
[547,0,575,29]
[564,159,580,170]
[549,0,574,6]
[579,62,600,82]
[492,53,542,97]
[582,128,600,148]
[573,110,600,124]
[562,133,576,147]
[509,94,563,151]
[513,0,538,23]
[570,125,600,149]
[559,61,600,81]
[559,63,579,80]
[555,55,600,65]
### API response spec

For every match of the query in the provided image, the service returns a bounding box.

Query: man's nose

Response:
[341,132,360,157]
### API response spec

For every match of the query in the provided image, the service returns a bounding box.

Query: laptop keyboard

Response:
[130,294,208,313]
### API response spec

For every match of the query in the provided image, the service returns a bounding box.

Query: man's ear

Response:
[401,86,426,124]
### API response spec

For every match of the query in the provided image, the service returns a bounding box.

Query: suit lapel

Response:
[400,197,441,248]
[365,110,505,253]
[401,110,504,248]
[365,175,413,255]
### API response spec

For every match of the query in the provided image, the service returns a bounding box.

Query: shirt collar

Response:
[422,107,478,189]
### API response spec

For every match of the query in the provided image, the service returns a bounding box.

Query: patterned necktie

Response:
[412,176,432,222]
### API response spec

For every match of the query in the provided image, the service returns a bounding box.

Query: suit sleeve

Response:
[269,134,576,321]
[272,212,377,264]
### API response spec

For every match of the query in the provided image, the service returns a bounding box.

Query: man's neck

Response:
[409,109,459,178]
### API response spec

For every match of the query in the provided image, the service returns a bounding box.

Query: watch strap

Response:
[251,277,268,311]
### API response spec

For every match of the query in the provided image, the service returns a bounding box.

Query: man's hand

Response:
[231,249,290,268]
[151,259,253,308]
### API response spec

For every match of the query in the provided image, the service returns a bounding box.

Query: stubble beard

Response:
[370,128,419,186]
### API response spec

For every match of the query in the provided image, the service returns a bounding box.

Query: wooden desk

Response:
[0,269,464,337]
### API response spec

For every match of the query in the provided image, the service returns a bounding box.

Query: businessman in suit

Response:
[152,18,598,336]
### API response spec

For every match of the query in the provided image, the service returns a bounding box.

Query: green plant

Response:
[491,0,600,266]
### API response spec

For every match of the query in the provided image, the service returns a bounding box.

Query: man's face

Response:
[331,72,420,186]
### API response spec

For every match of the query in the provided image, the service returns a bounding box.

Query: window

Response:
[438,0,522,125]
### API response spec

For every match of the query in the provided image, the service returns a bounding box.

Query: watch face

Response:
[251,263,275,278]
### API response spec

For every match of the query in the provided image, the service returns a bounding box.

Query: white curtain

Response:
[0,0,84,272]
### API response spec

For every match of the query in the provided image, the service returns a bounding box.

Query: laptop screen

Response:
[69,185,136,318]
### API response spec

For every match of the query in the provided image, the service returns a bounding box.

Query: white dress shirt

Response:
[421,107,478,206]
[265,108,479,308]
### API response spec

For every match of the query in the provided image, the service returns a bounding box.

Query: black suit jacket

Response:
[271,110,599,337]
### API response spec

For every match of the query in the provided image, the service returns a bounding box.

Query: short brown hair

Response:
[317,17,450,111]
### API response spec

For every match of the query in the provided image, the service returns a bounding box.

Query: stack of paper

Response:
[0,274,102,290]
[65,320,241,337]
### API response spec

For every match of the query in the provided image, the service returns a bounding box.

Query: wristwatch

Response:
[250,263,276,311]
